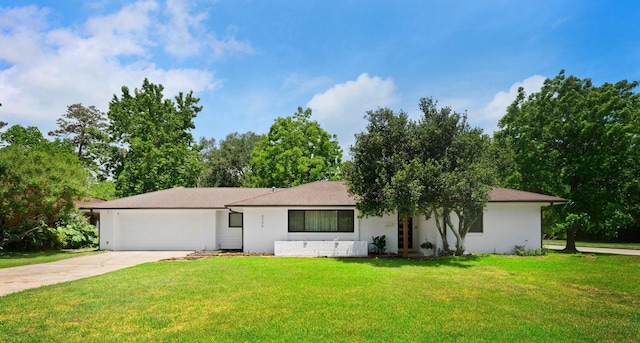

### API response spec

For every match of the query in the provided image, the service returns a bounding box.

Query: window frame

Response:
[288,210,355,233]
[229,212,243,228]
[468,214,483,233]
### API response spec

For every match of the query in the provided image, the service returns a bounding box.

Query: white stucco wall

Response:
[358,212,399,254]
[464,203,542,254]
[98,209,217,251]
[217,210,243,249]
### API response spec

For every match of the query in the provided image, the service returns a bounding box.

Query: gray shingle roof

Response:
[87,187,273,209]
[227,181,355,207]
[489,187,566,203]
[227,181,567,207]
[84,182,566,210]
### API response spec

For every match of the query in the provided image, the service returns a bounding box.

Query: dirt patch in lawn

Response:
[161,250,275,261]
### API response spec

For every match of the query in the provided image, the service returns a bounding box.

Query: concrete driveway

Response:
[0,251,190,296]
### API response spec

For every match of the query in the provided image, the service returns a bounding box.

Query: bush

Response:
[513,245,547,256]
[1,221,63,251]
[370,235,386,254]
[55,211,98,249]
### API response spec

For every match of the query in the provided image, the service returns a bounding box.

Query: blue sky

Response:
[1,0,639,156]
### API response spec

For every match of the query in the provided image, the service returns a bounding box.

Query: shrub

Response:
[370,235,386,254]
[513,245,547,256]
[55,211,98,249]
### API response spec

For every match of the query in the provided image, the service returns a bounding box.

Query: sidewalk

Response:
[544,245,640,256]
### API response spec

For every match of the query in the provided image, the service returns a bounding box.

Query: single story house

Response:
[83,181,565,256]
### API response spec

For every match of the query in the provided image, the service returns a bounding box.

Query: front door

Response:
[398,216,413,249]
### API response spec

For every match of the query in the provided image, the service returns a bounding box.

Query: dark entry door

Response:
[398,216,413,249]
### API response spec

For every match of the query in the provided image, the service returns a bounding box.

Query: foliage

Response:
[199,132,262,187]
[54,210,98,249]
[1,255,639,342]
[513,245,547,256]
[347,99,495,256]
[48,103,108,174]
[246,107,342,188]
[495,70,640,251]
[417,98,495,255]
[107,79,204,197]
[0,126,88,251]
[420,241,434,250]
[347,107,421,257]
[370,235,387,254]
[87,179,116,200]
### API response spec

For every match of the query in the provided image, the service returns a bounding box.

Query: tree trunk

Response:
[433,208,452,255]
[402,216,409,258]
[563,226,579,252]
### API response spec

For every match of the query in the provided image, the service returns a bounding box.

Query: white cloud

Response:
[0,1,247,132]
[481,74,546,132]
[306,73,399,157]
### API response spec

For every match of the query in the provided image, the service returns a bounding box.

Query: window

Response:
[288,210,354,232]
[468,214,483,233]
[229,212,243,228]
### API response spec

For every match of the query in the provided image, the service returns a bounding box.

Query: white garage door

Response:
[114,210,212,250]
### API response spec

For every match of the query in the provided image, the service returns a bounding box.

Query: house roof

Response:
[75,197,106,209]
[227,181,355,207]
[84,182,566,210]
[87,187,274,209]
[489,187,566,203]
[227,181,566,207]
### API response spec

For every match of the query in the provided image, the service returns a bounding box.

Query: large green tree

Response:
[0,126,88,250]
[246,107,342,188]
[199,132,261,187]
[417,98,495,255]
[347,99,495,257]
[108,79,204,197]
[347,108,422,257]
[495,70,640,251]
[48,103,108,174]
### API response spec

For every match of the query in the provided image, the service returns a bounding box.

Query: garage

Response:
[85,187,274,251]
[99,209,216,251]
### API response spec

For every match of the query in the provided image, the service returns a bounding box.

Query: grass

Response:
[1,253,639,342]
[544,239,640,250]
[0,249,103,269]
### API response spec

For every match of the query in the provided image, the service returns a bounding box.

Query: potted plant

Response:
[420,241,434,256]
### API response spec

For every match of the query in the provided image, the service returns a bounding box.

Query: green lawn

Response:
[1,253,639,342]
[544,239,640,250]
[0,249,103,269]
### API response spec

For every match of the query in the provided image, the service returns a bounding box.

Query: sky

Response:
[1,0,639,157]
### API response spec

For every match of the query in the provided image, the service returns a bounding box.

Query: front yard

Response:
[0,249,103,269]
[1,253,638,342]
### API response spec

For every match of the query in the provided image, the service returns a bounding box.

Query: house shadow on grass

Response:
[334,254,485,269]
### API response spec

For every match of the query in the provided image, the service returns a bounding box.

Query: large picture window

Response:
[288,210,354,232]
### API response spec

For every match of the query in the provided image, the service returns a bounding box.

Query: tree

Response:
[48,103,108,174]
[347,108,423,257]
[246,107,342,188]
[417,98,495,255]
[0,126,88,250]
[495,70,640,251]
[199,132,261,187]
[347,99,495,257]
[107,79,204,197]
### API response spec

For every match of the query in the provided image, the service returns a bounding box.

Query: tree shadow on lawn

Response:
[334,254,485,269]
